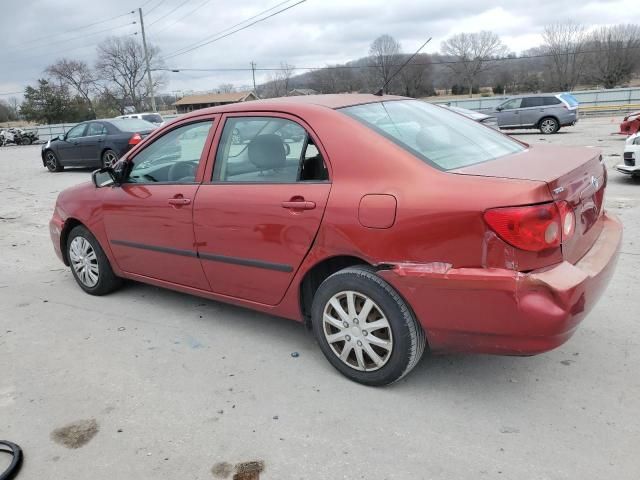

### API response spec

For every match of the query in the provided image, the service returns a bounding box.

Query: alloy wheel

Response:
[103,151,118,168]
[322,290,393,371]
[69,236,99,288]
[45,151,57,169]
[541,119,557,134]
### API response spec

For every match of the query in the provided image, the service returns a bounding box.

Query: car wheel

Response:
[44,150,64,172]
[20,136,32,145]
[102,149,119,168]
[539,117,560,134]
[67,225,122,296]
[311,266,426,386]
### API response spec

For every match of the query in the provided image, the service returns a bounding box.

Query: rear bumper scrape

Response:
[378,213,622,355]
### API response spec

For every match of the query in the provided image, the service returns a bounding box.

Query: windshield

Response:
[110,118,157,132]
[142,114,163,124]
[341,100,525,170]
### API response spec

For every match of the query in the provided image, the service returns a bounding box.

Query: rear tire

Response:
[539,117,560,134]
[67,225,122,296]
[102,149,119,168]
[44,150,64,172]
[311,266,426,386]
[20,136,32,145]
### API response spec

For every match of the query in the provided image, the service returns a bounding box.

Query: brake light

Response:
[128,133,142,146]
[483,201,575,252]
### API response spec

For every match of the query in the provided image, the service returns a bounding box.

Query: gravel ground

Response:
[1,116,639,479]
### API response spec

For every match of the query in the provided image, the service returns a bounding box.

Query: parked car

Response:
[491,93,579,133]
[618,111,640,136]
[441,104,499,129]
[615,132,640,176]
[116,112,165,126]
[49,94,621,386]
[41,119,156,172]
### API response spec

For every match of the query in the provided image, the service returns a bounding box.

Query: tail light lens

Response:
[128,133,142,146]
[484,201,575,252]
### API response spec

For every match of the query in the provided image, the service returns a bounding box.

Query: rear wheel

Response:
[19,136,32,145]
[102,149,119,168]
[539,117,560,134]
[44,150,64,172]
[67,225,121,295]
[311,266,426,386]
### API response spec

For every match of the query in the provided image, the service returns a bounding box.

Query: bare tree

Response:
[542,23,587,91]
[263,63,296,97]
[398,54,432,97]
[584,24,640,88]
[95,36,164,113]
[45,59,97,112]
[441,31,508,97]
[369,34,402,92]
[218,83,235,93]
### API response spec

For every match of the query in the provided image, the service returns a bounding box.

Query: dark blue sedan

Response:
[41,118,156,172]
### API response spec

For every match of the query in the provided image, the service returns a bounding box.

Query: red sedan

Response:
[49,94,622,386]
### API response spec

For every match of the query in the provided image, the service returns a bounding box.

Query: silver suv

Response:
[492,93,579,134]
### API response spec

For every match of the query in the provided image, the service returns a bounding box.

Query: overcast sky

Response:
[0,0,637,98]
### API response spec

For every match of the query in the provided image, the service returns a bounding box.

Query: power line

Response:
[150,0,212,34]
[159,43,640,73]
[17,10,135,47]
[145,0,168,16]
[10,22,137,55]
[148,0,192,27]
[162,0,305,60]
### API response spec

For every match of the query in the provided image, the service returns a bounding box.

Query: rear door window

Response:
[87,122,107,136]
[521,97,545,108]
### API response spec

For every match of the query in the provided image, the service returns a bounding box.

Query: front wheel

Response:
[311,266,426,386]
[67,225,122,295]
[19,136,32,145]
[539,117,560,134]
[44,150,64,172]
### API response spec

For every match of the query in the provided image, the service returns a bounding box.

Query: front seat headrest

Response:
[248,134,286,170]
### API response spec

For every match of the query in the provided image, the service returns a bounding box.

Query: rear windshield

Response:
[341,100,525,170]
[110,118,157,132]
[142,114,163,123]
[558,93,579,107]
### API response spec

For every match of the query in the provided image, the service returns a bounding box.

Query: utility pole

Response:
[139,7,156,112]
[250,61,257,96]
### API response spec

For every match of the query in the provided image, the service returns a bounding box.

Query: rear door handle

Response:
[281,200,316,210]
[168,197,191,206]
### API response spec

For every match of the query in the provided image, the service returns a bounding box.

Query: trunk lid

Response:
[452,145,606,264]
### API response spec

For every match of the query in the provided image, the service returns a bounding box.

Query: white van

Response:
[116,113,164,126]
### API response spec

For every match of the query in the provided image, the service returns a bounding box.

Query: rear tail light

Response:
[128,133,142,146]
[483,201,575,252]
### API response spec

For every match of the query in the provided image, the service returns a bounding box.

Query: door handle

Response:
[281,200,316,210]
[168,197,191,206]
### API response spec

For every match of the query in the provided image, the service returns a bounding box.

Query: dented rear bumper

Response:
[378,213,622,355]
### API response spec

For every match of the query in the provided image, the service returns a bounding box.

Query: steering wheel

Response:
[167,161,197,182]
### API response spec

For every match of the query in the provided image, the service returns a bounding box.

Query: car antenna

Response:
[374,37,432,96]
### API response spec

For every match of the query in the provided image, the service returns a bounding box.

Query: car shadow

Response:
[506,130,570,136]
[608,172,640,185]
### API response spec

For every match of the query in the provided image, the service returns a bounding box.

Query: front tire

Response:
[67,225,121,295]
[539,117,560,134]
[19,136,32,145]
[44,150,64,172]
[311,266,426,386]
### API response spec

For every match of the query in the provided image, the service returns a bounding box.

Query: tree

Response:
[369,34,402,92]
[585,24,640,88]
[441,31,508,97]
[542,23,587,91]
[20,79,93,124]
[218,83,235,93]
[45,59,97,114]
[398,54,432,97]
[95,36,164,113]
[262,63,295,97]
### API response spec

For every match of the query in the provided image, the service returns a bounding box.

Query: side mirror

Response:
[92,167,118,188]
[495,106,503,111]
[58,134,66,141]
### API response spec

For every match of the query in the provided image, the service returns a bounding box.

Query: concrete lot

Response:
[1,116,639,479]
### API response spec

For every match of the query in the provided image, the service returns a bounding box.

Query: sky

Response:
[0,0,636,99]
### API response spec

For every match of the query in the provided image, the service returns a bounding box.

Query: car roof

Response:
[178,93,408,119]
[503,93,561,99]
